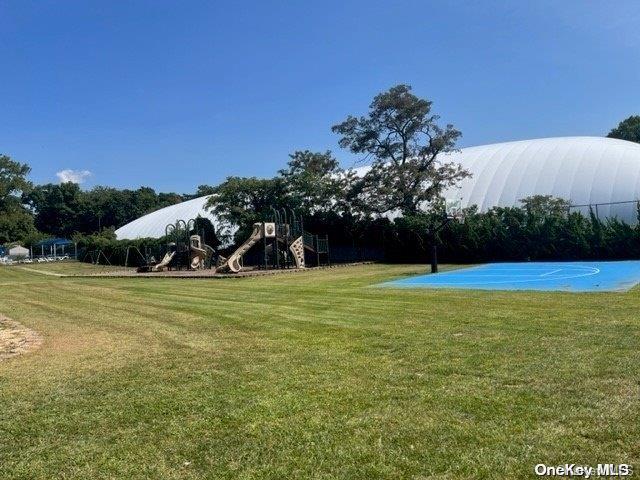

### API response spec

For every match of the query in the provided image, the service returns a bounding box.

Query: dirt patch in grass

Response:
[0,314,42,361]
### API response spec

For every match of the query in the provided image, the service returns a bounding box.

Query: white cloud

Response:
[56,169,92,184]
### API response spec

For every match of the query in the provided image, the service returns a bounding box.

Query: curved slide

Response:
[221,223,264,273]
[152,251,175,272]
[190,246,207,269]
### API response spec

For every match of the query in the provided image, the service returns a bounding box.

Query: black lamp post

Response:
[428,214,453,274]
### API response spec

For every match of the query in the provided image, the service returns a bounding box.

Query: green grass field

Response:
[4,260,132,276]
[0,263,638,479]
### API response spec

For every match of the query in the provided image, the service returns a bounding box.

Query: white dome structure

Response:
[117,137,640,240]
[358,136,640,224]
[115,195,217,240]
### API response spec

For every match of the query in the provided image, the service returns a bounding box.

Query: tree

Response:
[24,183,186,237]
[520,195,570,218]
[205,176,289,243]
[0,155,36,243]
[82,186,182,232]
[82,186,130,232]
[0,210,37,244]
[608,115,640,143]
[0,155,31,211]
[24,182,85,237]
[278,150,354,215]
[332,84,468,215]
[156,191,184,210]
[194,184,217,197]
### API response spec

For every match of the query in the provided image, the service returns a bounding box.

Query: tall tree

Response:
[205,176,289,242]
[278,150,354,215]
[0,155,32,211]
[332,84,468,215]
[608,115,640,143]
[24,182,85,237]
[0,155,36,243]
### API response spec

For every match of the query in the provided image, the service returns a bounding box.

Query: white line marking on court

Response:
[540,269,562,277]
[411,266,601,286]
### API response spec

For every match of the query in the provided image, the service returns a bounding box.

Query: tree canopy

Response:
[205,176,288,242]
[23,183,185,238]
[332,84,468,215]
[278,150,354,215]
[0,155,36,243]
[607,115,640,143]
[0,155,32,212]
[206,150,358,240]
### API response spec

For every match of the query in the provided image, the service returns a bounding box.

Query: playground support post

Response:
[263,223,268,270]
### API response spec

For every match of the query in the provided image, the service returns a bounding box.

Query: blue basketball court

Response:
[382,261,640,292]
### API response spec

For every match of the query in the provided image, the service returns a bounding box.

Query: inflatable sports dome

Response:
[116,136,640,240]
[442,136,640,222]
[115,195,217,240]
[355,136,640,223]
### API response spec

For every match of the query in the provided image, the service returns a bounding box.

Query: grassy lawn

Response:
[2,260,132,276]
[0,263,638,479]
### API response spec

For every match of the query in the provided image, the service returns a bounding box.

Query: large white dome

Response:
[358,136,640,223]
[117,137,640,240]
[115,195,217,240]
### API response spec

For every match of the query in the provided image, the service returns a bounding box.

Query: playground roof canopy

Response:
[34,238,74,248]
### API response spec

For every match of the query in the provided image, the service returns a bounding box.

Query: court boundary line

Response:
[385,264,603,287]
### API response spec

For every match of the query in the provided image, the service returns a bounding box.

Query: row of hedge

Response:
[387,207,640,263]
[75,202,640,267]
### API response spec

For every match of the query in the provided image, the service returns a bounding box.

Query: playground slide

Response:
[152,251,176,272]
[221,223,264,273]
[190,245,207,269]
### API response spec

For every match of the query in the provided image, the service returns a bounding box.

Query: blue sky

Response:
[1,0,639,192]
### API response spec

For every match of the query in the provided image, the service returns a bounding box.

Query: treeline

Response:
[24,183,186,238]
[72,194,640,267]
[0,152,189,245]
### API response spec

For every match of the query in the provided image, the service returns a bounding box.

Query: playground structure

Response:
[132,210,329,274]
[217,208,330,273]
[136,218,220,273]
